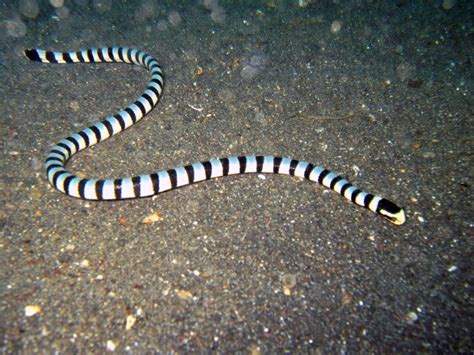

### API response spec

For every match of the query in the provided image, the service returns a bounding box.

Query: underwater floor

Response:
[1,0,472,352]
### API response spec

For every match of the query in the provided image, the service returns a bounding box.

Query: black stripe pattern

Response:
[25,46,405,225]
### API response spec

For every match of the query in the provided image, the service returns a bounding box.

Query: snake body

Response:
[25,46,405,225]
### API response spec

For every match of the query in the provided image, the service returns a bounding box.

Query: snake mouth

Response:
[380,207,406,225]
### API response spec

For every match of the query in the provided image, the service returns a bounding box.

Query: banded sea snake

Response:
[25,47,405,225]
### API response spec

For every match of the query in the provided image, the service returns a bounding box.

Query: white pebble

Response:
[330,20,343,34]
[448,265,457,272]
[106,340,117,351]
[405,311,418,324]
[25,304,41,317]
[125,314,136,330]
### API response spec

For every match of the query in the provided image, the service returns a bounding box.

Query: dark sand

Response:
[1,0,472,352]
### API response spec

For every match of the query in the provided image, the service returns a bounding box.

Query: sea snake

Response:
[25,46,406,225]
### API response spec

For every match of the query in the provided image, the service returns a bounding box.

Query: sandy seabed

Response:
[1,0,472,352]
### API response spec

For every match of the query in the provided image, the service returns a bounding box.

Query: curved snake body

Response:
[25,47,405,225]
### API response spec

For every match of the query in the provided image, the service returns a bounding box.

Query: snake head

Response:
[377,198,406,225]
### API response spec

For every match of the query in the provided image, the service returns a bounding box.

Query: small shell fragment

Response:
[448,265,457,272]
[330,20,343,34]
[143,211,162,224]
[125,314,137,330]
[176,289,193,301]
[405,311,418,324]
[25,305,41,317]
[282,274,297,295]
[106,340,117,351]
[192,66,204,79]
[79,259,90,268]
[136,307,144,317]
